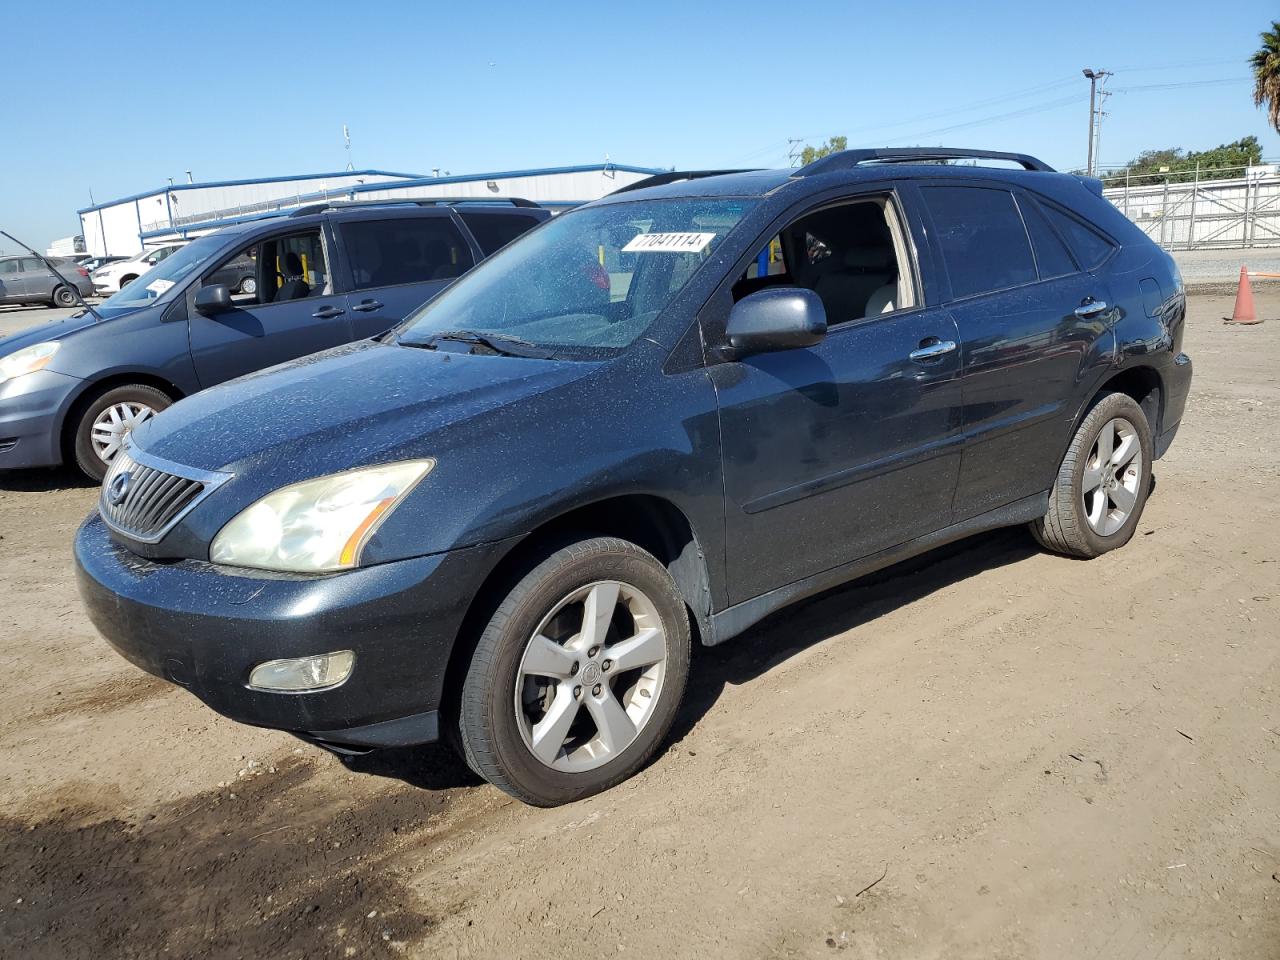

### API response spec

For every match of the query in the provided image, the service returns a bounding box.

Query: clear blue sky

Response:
[2,0,1277,250]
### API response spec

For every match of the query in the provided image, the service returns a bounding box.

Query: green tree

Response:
[1251,21,1280,134]
[1098,137,1264,186]
[799,136,847,165]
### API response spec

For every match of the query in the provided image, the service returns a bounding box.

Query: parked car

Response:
[75,149,1192,807]
[78,255,130,274]
[0,199,549,480]
[91,244,187,295]
[0,255,94,307]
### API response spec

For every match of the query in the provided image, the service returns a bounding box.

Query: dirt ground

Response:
[0,292,1277,960]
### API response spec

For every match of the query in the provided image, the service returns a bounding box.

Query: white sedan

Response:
[91,244,186,295]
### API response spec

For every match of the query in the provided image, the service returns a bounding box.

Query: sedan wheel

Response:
[458,537,691,806]
[241,277,257,295]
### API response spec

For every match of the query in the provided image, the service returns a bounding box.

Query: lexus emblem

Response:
[106,471,132,507]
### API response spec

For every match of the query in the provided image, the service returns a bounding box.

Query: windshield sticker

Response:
[622,232,716,254]
[145,278,174,295]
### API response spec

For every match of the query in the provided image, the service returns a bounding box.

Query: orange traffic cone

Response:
[1225,265,1263,325]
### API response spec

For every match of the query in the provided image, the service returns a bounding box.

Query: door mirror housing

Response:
[194,283,233,315]
[723,287,827,358]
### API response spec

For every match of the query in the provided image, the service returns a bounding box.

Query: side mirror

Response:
[724,287,827,358]
[194,284,233,315]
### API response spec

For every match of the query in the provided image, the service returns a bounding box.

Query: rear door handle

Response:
[908,338,957,362]
[312,305,345,319]
[1074,299,1108,318]
[350,299,383,313]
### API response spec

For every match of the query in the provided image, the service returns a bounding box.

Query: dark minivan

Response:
[77,149,1192,806]
[0,199,549,479]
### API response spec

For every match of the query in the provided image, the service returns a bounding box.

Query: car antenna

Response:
[0,230,103,322]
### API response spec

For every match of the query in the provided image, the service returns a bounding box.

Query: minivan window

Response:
[1017,195,1078,280]
[339,218,474,291]
[202,230,328,305]
[923,186,1037,299]
[460,211,542,256]
[398,198,754,357]
[97,235,225,317]
[1041,203,1115,271]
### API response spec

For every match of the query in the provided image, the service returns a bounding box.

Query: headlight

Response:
[210,459,434,572]
[0,342,59,386]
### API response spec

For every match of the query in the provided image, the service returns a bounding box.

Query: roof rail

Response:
[797,148,1055,176]
[288,197,541,217]
[609,169,760,195]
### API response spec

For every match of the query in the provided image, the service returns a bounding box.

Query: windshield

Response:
[97,236,225,316]
[396,198,754,357]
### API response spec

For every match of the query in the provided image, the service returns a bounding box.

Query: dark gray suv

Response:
[77,148,1192,806]
[0,199,549,479]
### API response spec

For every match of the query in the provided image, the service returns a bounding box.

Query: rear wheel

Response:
[457,537,691,806]
[52,285,77,307]
[72,384,172,481]
[240,276,257,295]
[1031,391,1153,558]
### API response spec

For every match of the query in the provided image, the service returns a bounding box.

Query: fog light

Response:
[248,651,354,692]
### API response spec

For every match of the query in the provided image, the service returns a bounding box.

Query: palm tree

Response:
[1251,21,1280,134]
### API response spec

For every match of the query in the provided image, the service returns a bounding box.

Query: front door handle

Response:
[350,299,384,313]
[312,305,345,319]
[1074,299,1108,318]
[908,338,957,362]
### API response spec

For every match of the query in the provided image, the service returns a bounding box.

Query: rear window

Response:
[460,211,543,256]
[922,186,1037,299]
[1040,203,1116,271]
[1017,195,1078,280]
[339,218,474,291]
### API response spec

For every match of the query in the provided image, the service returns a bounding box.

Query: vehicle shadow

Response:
[0,465,97,492]
[347,526,1040,794]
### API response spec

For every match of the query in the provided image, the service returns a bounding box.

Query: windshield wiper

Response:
[0,230,103,322]
[401,330,556,359]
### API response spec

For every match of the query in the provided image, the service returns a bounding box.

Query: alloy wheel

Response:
[1082,416,1143,536]
[514,580,668,773]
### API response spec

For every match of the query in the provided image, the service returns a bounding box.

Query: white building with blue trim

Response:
[77,162,665,258]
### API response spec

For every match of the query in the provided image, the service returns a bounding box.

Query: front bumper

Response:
[75,513,515,747]
[0,369,80,469]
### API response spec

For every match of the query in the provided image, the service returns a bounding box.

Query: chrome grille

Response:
[98,442,230,544]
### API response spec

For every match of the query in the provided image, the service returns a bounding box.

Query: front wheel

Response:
[72,384,173,481]
[240,276,257,295]
[1031,391,1153,558]
[457,538,691,806]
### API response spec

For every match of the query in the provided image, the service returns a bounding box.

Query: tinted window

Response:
[1017,196,1078,279]
[1041,204,1115,271]
[200,230,328,306]
[923,186,1036,299]
[21,258,45,272]
[460,212,542,256]
[0,260,18,275]
[340,218,474,291]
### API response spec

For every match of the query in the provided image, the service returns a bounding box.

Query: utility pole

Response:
[1082,68,1111,176]
[787,139,804,168]
[343,124,354,172]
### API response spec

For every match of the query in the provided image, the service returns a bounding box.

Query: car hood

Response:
[133,339,599,475]
[0,312,99,356]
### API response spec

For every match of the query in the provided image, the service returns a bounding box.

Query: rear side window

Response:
[922,186,1036,299]
[1040,203,1115,271]
[1017,196,1078,280]
[460,212,542,256]
[339,218,474,291]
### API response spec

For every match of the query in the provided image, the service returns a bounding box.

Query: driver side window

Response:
[733,195,916,325]
[201,230,328,306]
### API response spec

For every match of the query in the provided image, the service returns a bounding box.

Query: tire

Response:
[240,276,257,295]
[1031,391,1153,558]
[118,275,137,289]
[457,537,691,806]
[72,384,173,482]
[52,285,77,307]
